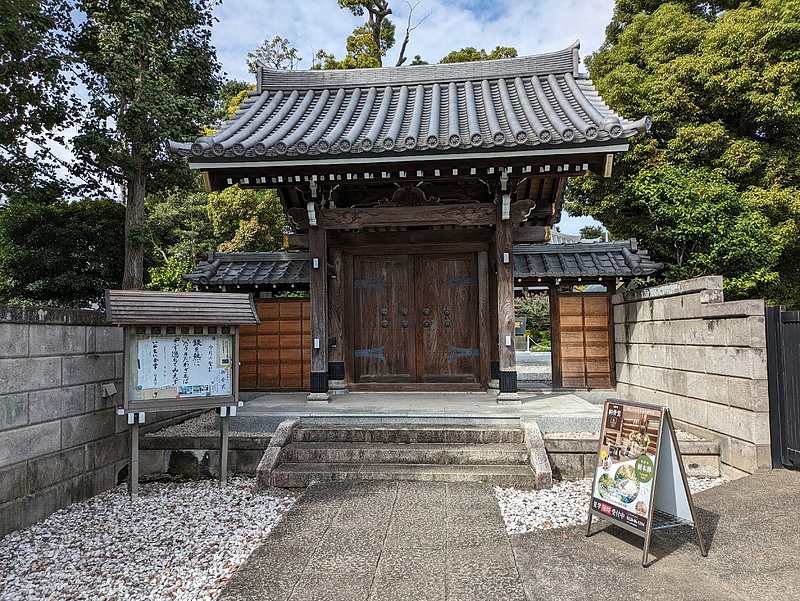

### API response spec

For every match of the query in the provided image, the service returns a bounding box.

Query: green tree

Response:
[71,0,222,290]
[314,0,431,69]
[207,186,287,252]
[143,179,221,291]
[0,198,125,307]
[0,0,74,199]
[440,46,517,64]
[247,35,302,72]
[579,225,605,240]
[565,0,800,305]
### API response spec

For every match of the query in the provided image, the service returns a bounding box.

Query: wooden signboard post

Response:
[586,400,707,566]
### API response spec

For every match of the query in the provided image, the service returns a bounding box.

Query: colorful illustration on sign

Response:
[591,402,662,532]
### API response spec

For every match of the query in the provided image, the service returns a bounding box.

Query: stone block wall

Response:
[613,276,770,475]
[0,305,128,536]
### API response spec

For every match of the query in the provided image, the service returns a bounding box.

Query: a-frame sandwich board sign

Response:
[586,400,707,566]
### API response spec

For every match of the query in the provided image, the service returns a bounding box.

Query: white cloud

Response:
[210,0,615,81]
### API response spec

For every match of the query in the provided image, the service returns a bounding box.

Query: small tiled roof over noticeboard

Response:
[170,41,650,163]
[183,242,661,289]
[105,290,260,325]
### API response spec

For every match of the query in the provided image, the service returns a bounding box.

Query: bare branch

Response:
[395,0,433,67]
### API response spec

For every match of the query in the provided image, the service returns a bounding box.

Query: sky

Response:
[208,0,617,235]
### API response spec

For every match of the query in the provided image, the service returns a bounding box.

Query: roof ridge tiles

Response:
[258,42,581,91]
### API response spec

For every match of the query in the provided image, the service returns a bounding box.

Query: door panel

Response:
[352,253,480,384]
[353,255,414,382]
[416,255,480,383]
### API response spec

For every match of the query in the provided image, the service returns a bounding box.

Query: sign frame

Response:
[586,399,707,566]
[122,325,241,413]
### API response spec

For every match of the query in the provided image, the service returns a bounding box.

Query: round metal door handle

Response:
[423,320,431,328]
[380,308,389,316]
[444,320,452,328]
[422,308,430,316]
[443,308,451,316]
[402,320,409,328]
[381,320,389,328]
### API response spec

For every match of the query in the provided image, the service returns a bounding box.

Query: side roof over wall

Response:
[171,41,649,165]
[183,241,662,288]
[105,290,260,325]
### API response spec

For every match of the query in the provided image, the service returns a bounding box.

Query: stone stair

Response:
[255,419,551,489]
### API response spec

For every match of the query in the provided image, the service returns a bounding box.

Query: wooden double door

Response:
[352,253,485,384]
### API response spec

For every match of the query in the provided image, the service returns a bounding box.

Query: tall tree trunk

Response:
[122,149,146,289]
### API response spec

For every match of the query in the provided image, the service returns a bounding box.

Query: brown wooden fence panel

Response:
[239,299,311,390]
[554,293,613,389]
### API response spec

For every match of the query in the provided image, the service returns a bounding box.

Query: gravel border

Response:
[495,476,728,535]
[0,477,294,601]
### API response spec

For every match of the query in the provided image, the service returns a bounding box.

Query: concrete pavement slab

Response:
[511,468,800,601]
[221,467,798,600]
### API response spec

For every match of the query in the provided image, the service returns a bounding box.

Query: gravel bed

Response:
[146,412,271,438]
[544,429,704,441]
[0,477,294,601]
[495,476,728,534]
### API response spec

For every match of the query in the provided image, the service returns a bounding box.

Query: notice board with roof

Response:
[105,290,261,412]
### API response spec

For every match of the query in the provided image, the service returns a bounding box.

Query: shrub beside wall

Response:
[613,276,770,475]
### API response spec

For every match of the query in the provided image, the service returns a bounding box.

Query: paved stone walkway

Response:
[220,481,526,601]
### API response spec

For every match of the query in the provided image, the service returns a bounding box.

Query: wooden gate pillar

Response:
[308,207,330,402]
[328,247,346,392]
[495,213,520,402]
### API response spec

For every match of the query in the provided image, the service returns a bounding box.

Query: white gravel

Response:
[0,477,294,601]
[495,476,728,534]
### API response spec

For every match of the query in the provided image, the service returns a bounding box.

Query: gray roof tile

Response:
[183,242,661,287]
[171,42,649,161]
[183,252,311,286]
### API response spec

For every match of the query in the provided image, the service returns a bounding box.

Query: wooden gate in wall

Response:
[552,293,614,388]
[351,253,487,386]
[239,299,311,390]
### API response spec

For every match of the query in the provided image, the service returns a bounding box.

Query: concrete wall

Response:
[0,305,128,536]
[613,276,770,475]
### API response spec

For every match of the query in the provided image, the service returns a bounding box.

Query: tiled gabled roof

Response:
[514,239,663,279]
[183,243,661,288]
[183,252,311,286]
[171,42,649,162]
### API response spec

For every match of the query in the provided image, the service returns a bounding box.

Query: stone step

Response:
[292,424,525,445]
[281,442,531,466]
[270,462,537,488]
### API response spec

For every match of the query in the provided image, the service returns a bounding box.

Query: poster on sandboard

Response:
[587,400,707,566]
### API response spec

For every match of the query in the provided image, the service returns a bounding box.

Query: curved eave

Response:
[169,42,649,165]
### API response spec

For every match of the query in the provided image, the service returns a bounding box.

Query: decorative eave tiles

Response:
[170,42,650,164]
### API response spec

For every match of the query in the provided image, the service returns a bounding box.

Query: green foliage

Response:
[440,46,517,64]
[566,0,800,305]
[515,291,551,350]
[0,198,125,307]
[145,254,195,292]
[216,80,254,124]
[0,0,74,198]
[207,186,287,252]
[71,0,222,288]
[143,179,221,290]
[246,35,302,72]
[580,225,606,240]
[514,292,550,331]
